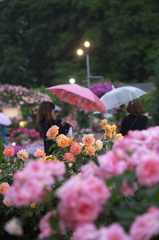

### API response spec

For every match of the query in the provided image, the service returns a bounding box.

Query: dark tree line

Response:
[0,0,159,88]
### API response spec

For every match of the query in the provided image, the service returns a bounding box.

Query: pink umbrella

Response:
[46,84,107,113]
[0,112,12,126]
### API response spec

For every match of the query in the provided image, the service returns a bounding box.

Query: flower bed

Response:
[1,120,159,240]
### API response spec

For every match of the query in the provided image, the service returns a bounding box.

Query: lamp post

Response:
[77,41,91,88]
[77,41,104,132]
[77,41,92,130]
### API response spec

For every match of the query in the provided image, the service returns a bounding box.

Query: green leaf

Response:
[0,174,3,180]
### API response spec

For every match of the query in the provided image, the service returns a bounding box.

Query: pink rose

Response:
[81,175,111,204]
[98,223,131,240]
[136,152,159,187]
[98,151,127,179]
[56,175,105,230]
[38,211,53,239]
[71,223,98,240]
[120,179,138,197]
[130,212,159,240]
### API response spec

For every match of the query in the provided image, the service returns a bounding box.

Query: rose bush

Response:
[1,121,159,240]
[0,83,52,116]
[9,127,41,145]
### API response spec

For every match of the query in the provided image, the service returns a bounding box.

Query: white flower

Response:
[4,217,23,236]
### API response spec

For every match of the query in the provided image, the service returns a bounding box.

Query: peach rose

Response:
[30,203,36,208]
[82,134,95,146]
[3,196,12,207]
[34,149,46,158]
[111,124,117,131]
[68,137,74,146]
[17,149,29,160]
[70,142,82,156]
[104,132,112,139]
[100,119,108,127]
[39,155,58,163]
[94,139,103,151]
[103,124,113,133]
[114,133,124,140]
[84,145,95,156]
[0,182,10,194]
[46,125,59,140]
[64,153,75,162]
[3,147,15,157]
[56,134,71,148]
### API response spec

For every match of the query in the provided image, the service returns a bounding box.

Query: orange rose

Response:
[114,133,124,140]
[34,149,46,158]
[64,152,75,162]
[82,134,95,146]
[3,147,15,157]
[111,124,117,131]
[0,182,10,194]
[103,124,113,132]
[84,145,95,156]
[46,125,59,140]
[100,119,108,127]
[56,134,71,148]
[104,132,112,139]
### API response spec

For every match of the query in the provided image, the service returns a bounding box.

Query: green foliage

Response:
[0,134,5,164]
[148,58,159,126]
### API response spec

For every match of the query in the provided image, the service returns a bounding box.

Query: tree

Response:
[0,0,159,87]
[148,57,159,126]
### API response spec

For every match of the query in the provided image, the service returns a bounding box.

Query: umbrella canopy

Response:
[0,112,12,126]
[46,84,107,113]
[54,105,62,111]
[100,86,147,110]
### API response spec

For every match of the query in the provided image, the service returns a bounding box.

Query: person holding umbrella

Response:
[37,101,73,155]
[0,108,11,145]
[0,124,9,145]
[120,99,148,136]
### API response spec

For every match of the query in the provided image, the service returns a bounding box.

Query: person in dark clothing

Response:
[37,101,72,155]
[120,99,148,136]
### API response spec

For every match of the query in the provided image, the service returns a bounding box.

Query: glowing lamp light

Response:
[84,41,90,48]
[77,49,83,56]
[69,78,76,84]
[19,121,27,127]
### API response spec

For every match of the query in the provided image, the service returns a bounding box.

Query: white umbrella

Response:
[54,105,62,111]
[0,112,12,126]
[100,86,147,110]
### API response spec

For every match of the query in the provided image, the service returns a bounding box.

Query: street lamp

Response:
[77,41,104,132]
[77,41,91,88]
[77,41,92,130]
[69,78,76,84]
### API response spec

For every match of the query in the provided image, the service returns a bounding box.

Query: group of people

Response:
[0,99,148,155]
[37,99,148,156]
